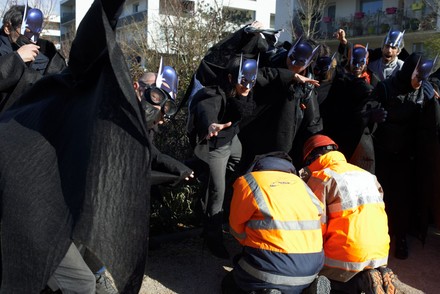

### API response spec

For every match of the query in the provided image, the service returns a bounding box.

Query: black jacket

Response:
[239,59,323,169]
[370,53,440,242]
[320,67,374,163]
[0,32,66,113]
[189,85,254,149]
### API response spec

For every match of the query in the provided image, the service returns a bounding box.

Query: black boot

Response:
[394,235,408,260]
[205,234,230,259]
[203,214,230,259]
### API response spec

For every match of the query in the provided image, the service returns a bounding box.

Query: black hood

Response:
[394,52,422,95]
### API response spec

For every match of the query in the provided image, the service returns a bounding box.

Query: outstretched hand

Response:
[206,122,232,139]
[294,73,320,87]
[184,171,195,181]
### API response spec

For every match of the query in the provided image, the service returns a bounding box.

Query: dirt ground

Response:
[139,227,440,294]
[140,229,240,294]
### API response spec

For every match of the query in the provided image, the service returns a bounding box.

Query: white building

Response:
[41,14,62,49]
[275,0,440,53]
[60,0,276,50]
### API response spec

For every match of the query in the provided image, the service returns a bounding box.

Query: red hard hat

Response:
[303,134,338,162]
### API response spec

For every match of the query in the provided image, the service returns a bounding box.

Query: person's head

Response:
[410,55,437,90]
[382,29,404,64]
[395,52,435,93]
[2,5,26,43]
[247,151,296,174]
[21,8,43,43]
[138,59,178,129]
[313,52,337,82]
[286,36,320,73]
[134,72,157,100]
[303,134,339,166]
[2,5,43,44]
[226,55,258,97]
[348,44,369,77]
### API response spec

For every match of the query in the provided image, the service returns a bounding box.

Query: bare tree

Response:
[0,0,14,19]
[116,0,248,160]
[291,0,329,39]
[59,22,75,62]
[117,0,243,89]
[423,0,440,13]
[29,0,57,19]
[422,0,440,31]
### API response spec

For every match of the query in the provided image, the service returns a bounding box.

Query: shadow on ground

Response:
[387,227,440,294]
[142,227,440,294]
[142,230,240,294]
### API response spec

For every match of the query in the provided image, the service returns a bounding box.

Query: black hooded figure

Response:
[370,52,440,260]
[0,0,159,292]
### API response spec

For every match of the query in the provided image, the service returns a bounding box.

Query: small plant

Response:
[150,183,202,235]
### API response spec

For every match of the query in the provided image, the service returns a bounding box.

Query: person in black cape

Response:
[0,0,187,292]
[369,52,439,260]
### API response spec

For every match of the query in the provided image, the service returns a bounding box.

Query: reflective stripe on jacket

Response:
[307,151,389,275]
[230,170,324,289]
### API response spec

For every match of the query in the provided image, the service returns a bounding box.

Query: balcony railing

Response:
[117,11,148,27]
[319,6,438,39]
[61,12,75,24]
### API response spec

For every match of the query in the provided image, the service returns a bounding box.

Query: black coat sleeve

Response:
[150,144,193,186]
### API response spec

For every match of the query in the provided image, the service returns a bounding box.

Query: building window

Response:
[361,0,383,14]
[133,3,139,13]
[270,13,275,28]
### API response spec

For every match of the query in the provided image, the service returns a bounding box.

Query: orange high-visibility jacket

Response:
[230,170,324,289]
[307,151,389,281]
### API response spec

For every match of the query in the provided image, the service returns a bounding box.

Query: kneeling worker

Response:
[223,152,329,294]
[301,134,403,293]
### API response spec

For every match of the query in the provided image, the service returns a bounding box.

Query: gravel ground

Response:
[141,230,240,294]
[139,228,440,294]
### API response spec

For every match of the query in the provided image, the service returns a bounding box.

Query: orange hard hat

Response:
[303,134,338,162]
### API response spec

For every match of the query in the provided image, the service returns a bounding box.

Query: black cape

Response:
[0,0,153,292]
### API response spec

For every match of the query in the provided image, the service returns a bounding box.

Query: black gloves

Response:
[422,80,435,100]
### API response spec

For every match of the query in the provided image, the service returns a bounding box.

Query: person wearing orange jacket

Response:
[222,152,329,294]
[301,134,400,293]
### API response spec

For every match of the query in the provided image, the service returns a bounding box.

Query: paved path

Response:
[141,227,440,293]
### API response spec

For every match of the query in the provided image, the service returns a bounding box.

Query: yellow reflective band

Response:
[238,259,317,286]
[230,226,246,240]
[325,256,389,271]
[247,219,322,231]
[325,169,384,212]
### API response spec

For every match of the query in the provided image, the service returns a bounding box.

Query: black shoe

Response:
[394,237,408,260]
[378,266,399,294]
[302,275,331,294]
[361,269,385,294]
[206,238,230,259]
